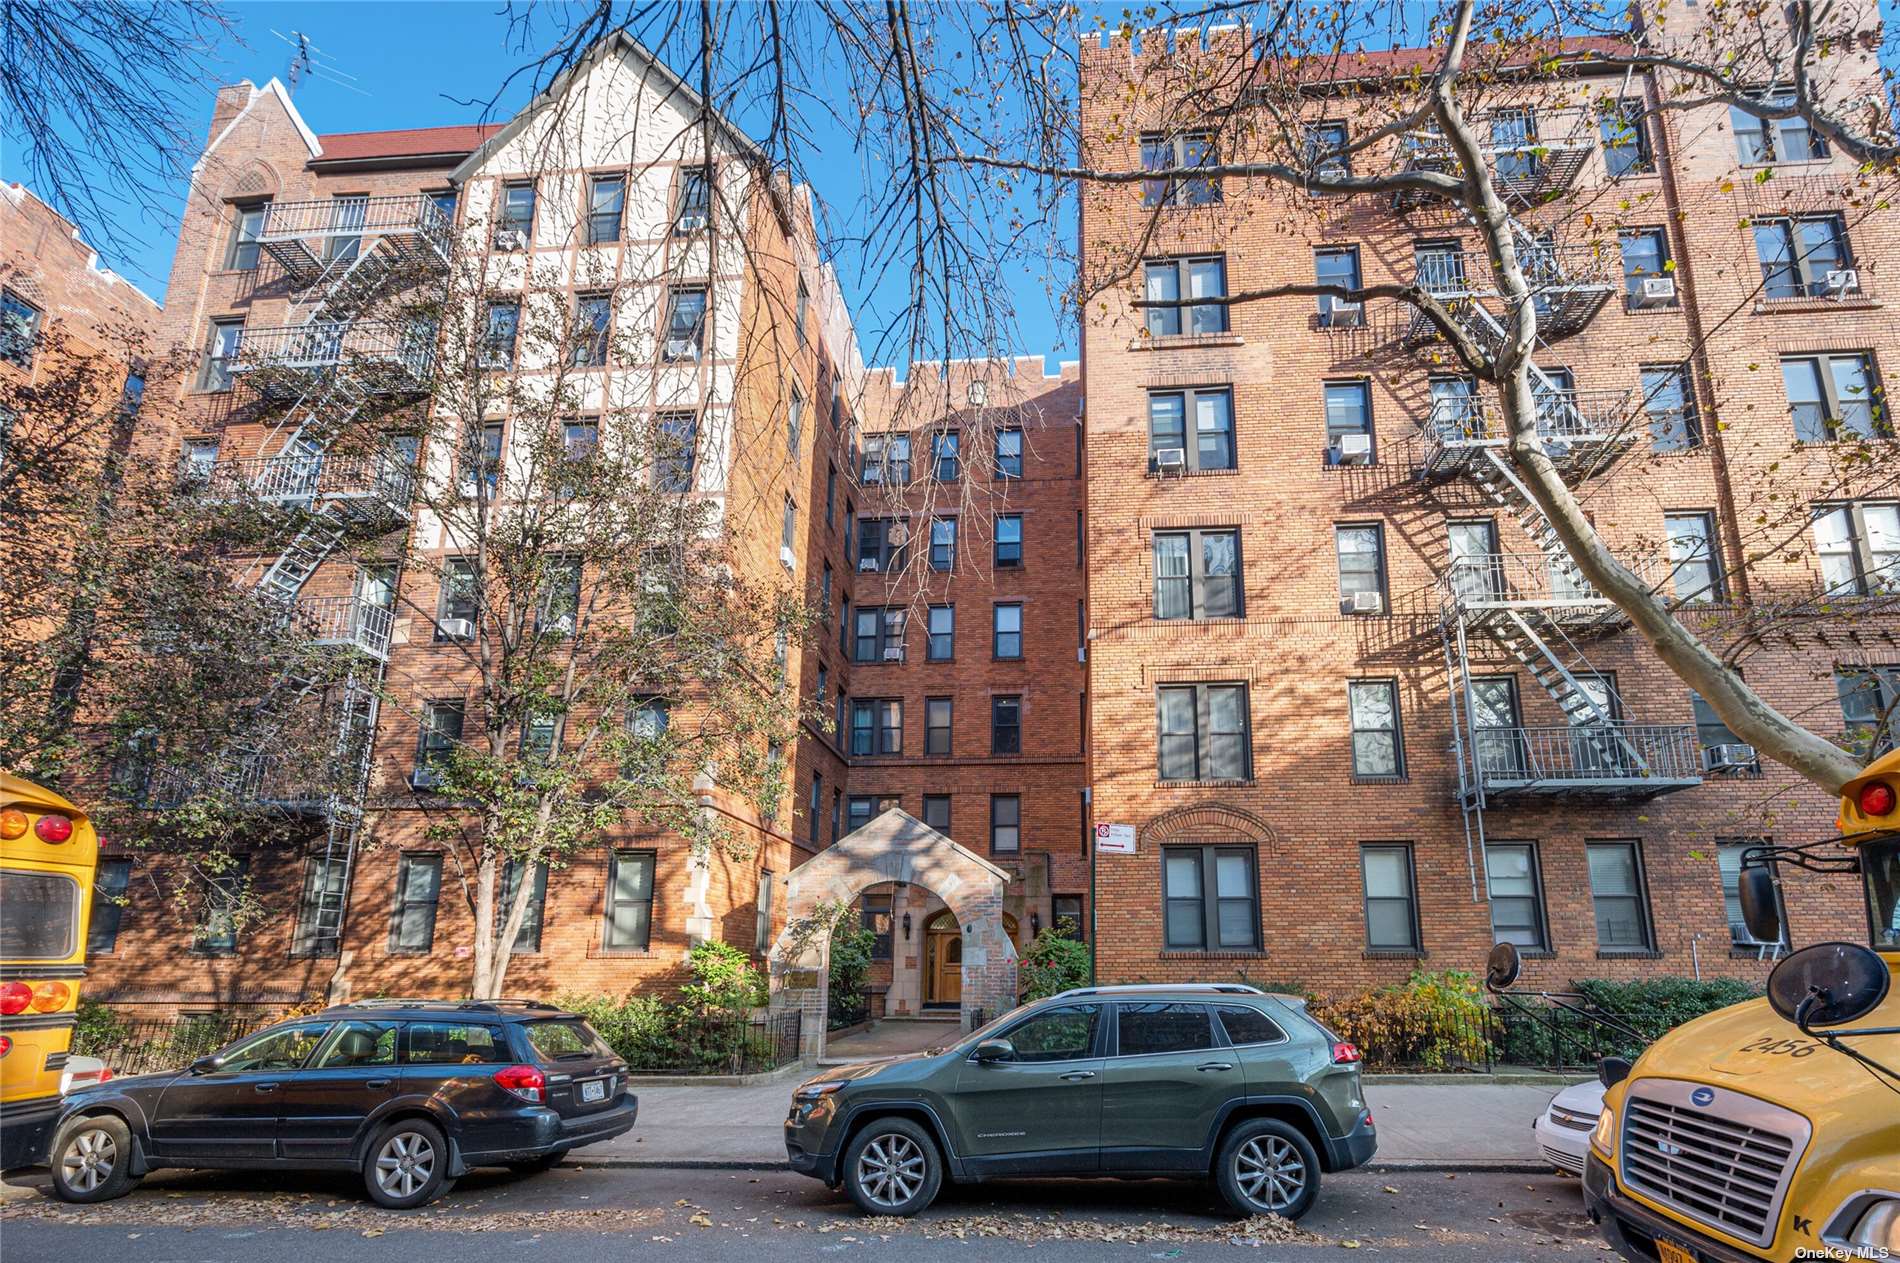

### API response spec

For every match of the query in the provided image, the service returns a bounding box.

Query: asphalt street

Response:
[0,1162,1614,1261]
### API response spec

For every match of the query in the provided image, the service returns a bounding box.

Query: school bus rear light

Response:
[33,813,73,843]
[0,808,25,840]
[0,981,31,1015]
[30,981,71,1012]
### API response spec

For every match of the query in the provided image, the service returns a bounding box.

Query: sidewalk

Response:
[590,1075,1576,1171]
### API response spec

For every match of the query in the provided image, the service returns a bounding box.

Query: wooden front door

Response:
[923,912,962,1007]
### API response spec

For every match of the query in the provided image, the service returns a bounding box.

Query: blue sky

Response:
[0,1,1078,365]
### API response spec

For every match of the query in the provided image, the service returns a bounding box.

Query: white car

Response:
[1532,1079,1605,1175]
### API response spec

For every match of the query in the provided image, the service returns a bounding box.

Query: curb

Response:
[569,1158,1559,1175]
[1364,1072,1593,1087]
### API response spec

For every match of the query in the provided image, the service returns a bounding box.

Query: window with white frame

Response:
[1814,503,1900,596]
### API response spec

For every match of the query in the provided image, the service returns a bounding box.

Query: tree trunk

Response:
[471,850,498,999]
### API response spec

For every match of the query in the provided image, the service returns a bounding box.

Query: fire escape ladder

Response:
[1491,610,1650,773]
[1469,448,1589,591]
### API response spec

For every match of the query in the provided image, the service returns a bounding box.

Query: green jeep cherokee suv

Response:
[785,984,1376,1218]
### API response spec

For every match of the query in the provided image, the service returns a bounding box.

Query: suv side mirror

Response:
[972,1038,1015,1064]
[189,1053,226,1075]
[1738,867,1783,946]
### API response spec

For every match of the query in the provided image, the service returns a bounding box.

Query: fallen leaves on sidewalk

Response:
[780,1211,1323,1247]
[0,1190,662,1236]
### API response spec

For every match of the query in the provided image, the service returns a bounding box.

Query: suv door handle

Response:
[254,1082,280,1093]
[365,1078,393,1089]
[1058,1070,1097,1081]
[1196,1061,1234,1072]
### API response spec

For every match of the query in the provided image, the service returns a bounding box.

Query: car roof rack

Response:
[1050,983,1264,998]
[330,997,561,1013]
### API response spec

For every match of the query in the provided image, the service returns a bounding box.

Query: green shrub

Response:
[1314,971,1492,1071]
[71,1000,130,1053]
[1019,921,1092,1001]
[680,940,768,1010]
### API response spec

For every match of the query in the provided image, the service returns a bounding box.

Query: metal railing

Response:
[209,451,415,514]
[1416,246,1611,299]
[1438,552,1658,616]
[259,194,450,243]
[1472,723,1703,786]
[231,320,437,384]
[72,1014,259,1077]
[1424,390,1632,446]
[292,595,396,660]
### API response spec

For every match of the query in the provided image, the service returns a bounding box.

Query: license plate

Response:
[580,1078,608,1103]
[1655,1238,1697,1263]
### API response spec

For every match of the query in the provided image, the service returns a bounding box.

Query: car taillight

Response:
[30,981,71,1012]
[97,1067,112,1083]
[495,1063,546,1103]
[0,981,31,1016]
[1331,1041,1363,1064]
[34,813,73,843]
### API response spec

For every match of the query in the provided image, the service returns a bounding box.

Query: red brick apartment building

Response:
[1077,6,1890,994]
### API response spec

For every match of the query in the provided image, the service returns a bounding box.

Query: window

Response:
[460,422,503,498]
[1641,364,1701,451]
[1429,375,1483,438]
[407,1022,505,1065]
[520,710,560,760]
[675,166,711,231]
[415,700,464,779]
[922,794,951,831]
[227,202,268,270]
[436,559,476,640]
[564,418,600,462]
[1815,503,1900,596]
[497,858,547,952]
[1215,1005,1283,1047]
[327,194,367,262]
[1783,353,1883,442]
[1348,680,1404,778]
[994,1004,1099,1063]
[850,698,903,756]
[1140,131,1220,206]
[655,411,696,491]
[194,856,249,954]
[429,189,458,224]
[1302,121,1351,181]
[390,854,442,953]
[990,794,1021,853]
[663,286,708,360]
[1665,512,1724,603]
[1718,841,1789,948]
[180,438,221,487]
[1360,844,1420,951]
[926,698,953,755]
[788,384,804,459]
[861,893,893,959]
[603,850,655,949]
[1117,1002,1215,1055]
[200,318,242,390]
[1143,256,1228,337]
[88,858,132,954]
[1690,690,1748,757]
[857,517,906,573]
[1314,247,1362,325]
[1053,894,1085,940]
[573,293,611,366]
[995,429,1024,478]
[217,1021,329,1073]
[845,795,877,834]
[292,855,348,957]
[991,696,1022,754]
[994,515,1023,567]
[932,431,960,480]
[853,605,905,662]
[1598,100,1653,177]
[1754,215,1852,299]
[756,870,774,948]
[795,278,809,346]
[1619,229,1674,306]
[781,497,797,563]
[863,433,911,485]
[1588,841,1653,951]
[992,603,1022,659]
[312,1021,397,1069]
[1162,846,1257,950]
[1485,843,1547,950]
[1334,524,1387,613]
[1152,528,1241,620]
[1489,107,1541,183]
[498,181,536,245]
[927,605,954,660]
[1156,683,1251,781]
[1323,380,1374,464]
[586,174,625,244]
[629,696,669,740]
[483,300,520,367]
[1148,388,1234,473]
[1836,665,1900,758]
[929,517,956,570]
[1731,90,1828,164]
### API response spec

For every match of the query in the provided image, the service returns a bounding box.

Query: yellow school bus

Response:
[0,773,97,1169]
[1581,751,1900,1262]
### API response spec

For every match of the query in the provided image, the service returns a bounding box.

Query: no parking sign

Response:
[1093,823,1135,854]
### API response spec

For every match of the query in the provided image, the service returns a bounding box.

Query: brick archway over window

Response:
[1141,802,1282,853]
[219,159,283,202]
[767,809,1017,1060]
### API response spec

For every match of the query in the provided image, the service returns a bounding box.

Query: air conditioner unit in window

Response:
[1332,433,1374,465]
[409,766,444,790]
[1153,446,1187,474]
[675,211,707,234]
[1635,276,1678,307]
[858,556,882,572]
[779,544,797,570]
[1325,301,1364,328]
[1825,269,1861,295]
[881,645,905,662]
[542,613,575,637]
[1348,590,1385,614]
[1704,743,1760,773]
[494,228,529,251]
[664,338,700,362]
[437,617,474,639]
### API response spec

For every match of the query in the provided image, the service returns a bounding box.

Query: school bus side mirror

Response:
[1738,867,1783,946]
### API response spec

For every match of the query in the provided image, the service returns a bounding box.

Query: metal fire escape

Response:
[1391,126,1704,864]
[153,195,449,957]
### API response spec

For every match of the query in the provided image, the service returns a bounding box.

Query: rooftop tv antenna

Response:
[271,29,371,98]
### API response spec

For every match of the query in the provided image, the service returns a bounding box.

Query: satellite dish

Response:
[1485,941,1521,993]
[1767,941,1891,1028]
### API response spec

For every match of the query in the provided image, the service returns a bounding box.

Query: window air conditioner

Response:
[1153,446,1187,473]
[1332,433,1374,465]
[881,645,905,662]
[409,766,444,790]
[675,211,707,234]
[1704,743,1759,773]
[664,338,700,362]
[1636,276,1678,306]
[543,613,575,636]
[437,617,474,639]
[1326,301,1364,328]
[779,544,797,570]
[1349,590,1385,614]
[858,556,882,572]
[861,466,883,485]
[1825,269,1861,295]
[495,228,529,251]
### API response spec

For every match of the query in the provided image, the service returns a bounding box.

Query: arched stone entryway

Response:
[767,809,1017,1060]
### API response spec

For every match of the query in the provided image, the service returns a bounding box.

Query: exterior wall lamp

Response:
[902,912,912,941]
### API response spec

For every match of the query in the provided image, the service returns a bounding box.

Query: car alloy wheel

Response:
[60,1126,118,1194]
[375,1130,437,1201]
[1233,1134,1307,1212]
[854,1133,927,1209]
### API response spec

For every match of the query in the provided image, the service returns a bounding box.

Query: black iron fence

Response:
[73,1015,258,1077]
